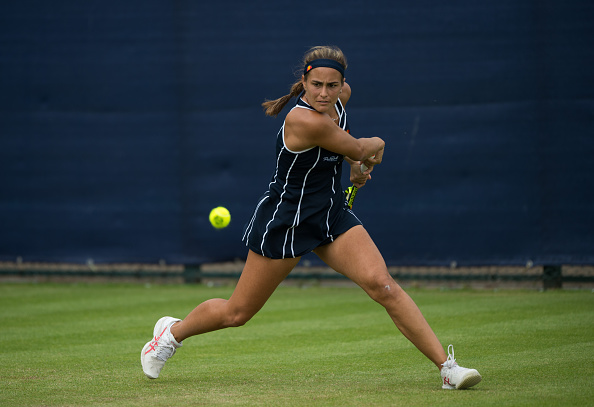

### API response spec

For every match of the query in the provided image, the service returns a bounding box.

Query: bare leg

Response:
[314,225,447,369]
[171,250,300,342]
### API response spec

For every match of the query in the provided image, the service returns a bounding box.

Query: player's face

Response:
[302,67,344,114]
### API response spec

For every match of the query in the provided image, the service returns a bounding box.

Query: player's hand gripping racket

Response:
[345,156,374,209]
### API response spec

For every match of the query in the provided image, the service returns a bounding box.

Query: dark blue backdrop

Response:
[1,1,593,266]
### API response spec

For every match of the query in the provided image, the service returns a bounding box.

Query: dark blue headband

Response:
[304,59,345,77]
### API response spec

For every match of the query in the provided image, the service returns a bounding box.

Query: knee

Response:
[365,276,401,305]
[223,306,254,328]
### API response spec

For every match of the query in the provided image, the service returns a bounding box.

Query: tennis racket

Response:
[345,156,373,209]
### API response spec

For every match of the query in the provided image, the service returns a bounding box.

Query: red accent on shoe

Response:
[143,327,168,355]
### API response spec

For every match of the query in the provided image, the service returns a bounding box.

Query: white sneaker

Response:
[141,316,182,379]
[440,344,482,389]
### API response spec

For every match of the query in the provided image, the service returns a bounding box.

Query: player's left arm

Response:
[341,83,367,186]
[341,83,384,187]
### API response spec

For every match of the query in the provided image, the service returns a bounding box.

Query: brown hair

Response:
[262,45,348,117]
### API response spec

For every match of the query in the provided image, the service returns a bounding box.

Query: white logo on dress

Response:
[323,156,339,162]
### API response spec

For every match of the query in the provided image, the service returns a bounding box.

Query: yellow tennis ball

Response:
[209,206,231,229]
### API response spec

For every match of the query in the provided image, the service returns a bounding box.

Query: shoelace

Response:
[147,329,176,362]
[442,344,458,369]
[154,343,175,361]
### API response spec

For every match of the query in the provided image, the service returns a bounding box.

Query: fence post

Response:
[542,265,562,290]
[183,264,202,284]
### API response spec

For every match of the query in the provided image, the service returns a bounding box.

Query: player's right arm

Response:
[284,108,384,162]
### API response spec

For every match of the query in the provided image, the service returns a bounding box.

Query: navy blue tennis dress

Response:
[242,96,362,259]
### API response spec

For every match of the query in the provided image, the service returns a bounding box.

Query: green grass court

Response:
[1,282,592,406]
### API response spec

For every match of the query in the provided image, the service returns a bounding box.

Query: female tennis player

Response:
[141,45,481,390]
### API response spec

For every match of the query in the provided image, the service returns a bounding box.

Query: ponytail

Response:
[262,80,304,117]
